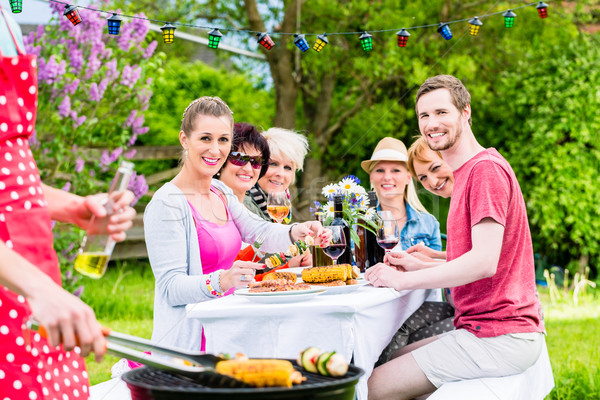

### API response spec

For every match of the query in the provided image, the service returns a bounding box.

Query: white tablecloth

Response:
[186,286,433,400]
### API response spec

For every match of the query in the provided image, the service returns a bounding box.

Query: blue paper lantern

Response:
[294,34,309,52]
[437,23,452,40]
[107,14,122,35]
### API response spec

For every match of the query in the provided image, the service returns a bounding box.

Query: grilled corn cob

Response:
[263,271,297,283]
[301,265,348,283]
[215,359,305,387]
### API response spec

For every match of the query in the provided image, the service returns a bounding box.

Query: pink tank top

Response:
[188,186,242,274]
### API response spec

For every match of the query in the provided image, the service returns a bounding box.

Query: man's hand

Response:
[365,263,403,291]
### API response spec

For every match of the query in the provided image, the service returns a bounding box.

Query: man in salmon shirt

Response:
[366,75,547,399]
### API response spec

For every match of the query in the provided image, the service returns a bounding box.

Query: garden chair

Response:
[428,338,554,399]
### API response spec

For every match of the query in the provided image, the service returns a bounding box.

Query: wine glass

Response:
[322,225,346,265]
[376,211,400,255]
[267,191,291,223]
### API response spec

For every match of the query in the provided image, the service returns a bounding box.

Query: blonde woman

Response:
[361,137,441,251]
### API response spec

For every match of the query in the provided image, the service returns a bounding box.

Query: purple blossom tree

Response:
[25,1,160,284]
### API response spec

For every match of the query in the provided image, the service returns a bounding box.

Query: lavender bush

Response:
[24,1,161,284]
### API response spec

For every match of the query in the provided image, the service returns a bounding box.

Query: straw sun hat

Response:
[360,137,409,174]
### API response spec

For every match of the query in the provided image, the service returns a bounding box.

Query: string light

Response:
[503,10,517,28]
[9,0,22,13]
[208,28,223,49]
[536,2,549,19]
[396,29,410,48]
[160,22,176,44]
[437,23,452,40]
[63,4,82,26]
[468,17,483,36]
[359,32,373,52]
[313,33,329,52]
[256,32,275,50]
[38,0,549,54]
[294,34,309,52]
[107,13,122,35]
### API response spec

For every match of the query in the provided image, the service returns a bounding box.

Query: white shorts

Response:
[412,329,545,388]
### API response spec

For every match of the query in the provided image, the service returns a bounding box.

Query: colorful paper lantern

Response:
[9,0,22,13]
[256,32,275,50]
[503,10,517,28]
[359,31,373,52]
[64,5,82,26]
[313,33,329,52]
[536,2,549,19]
[293,34,309,52]
[437,23,452,40]
[468,17,482,36]
[208,28,223,49]
[107,14,122,35]
[160,22,176,44]
[396,29,410,48]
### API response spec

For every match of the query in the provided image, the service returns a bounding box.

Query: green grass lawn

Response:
[81,261,600,399]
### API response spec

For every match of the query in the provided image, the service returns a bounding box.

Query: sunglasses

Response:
[228,152,263,169]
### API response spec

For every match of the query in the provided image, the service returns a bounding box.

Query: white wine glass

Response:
[267,191,291,223]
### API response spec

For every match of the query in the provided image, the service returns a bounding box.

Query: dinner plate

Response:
[235,288,325,304]
[311,279,370,295]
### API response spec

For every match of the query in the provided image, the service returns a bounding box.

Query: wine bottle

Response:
[355,191,384,271]
[330,194,352,265]
[312,212,333,267]
[74,161,135,279]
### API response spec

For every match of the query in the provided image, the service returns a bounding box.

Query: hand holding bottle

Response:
[75,161,135,279]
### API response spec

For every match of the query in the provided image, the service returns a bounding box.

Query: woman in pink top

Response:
[142,96,331,354]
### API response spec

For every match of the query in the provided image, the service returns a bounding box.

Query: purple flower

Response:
[143,40,157,59]
[123,110,136,128]
[64,78,80,95]
[62,181,71,192]
[73,286,84,298]
[110,147,123,162]
[75,157,85,173]
[65,269,73,280]
[70,111,86,128]
[128,172,148,206]
[58,96,71,117]
[89,83,101,102]
[100,150,111,169]
[124,149,136,159]
[104,59,119,82]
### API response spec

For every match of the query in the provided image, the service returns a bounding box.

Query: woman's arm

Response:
[0,241,106,360]
[42,183,135,242]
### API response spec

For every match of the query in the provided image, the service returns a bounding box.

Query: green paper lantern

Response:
[208,28,223,49]
[359,32,373,52]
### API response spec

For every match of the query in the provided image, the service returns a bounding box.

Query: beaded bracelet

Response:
[206,272,224,297]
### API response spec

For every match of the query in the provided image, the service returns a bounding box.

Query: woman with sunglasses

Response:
[143,97,331,354]
[218,123,270,204]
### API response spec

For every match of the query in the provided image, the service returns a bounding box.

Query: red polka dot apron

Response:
[0,7,90,399]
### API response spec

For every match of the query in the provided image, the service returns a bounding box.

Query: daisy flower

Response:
[324,200,335,219]
[322,183,339,198]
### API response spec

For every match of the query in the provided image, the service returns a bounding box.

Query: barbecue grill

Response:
[122,361,364,400]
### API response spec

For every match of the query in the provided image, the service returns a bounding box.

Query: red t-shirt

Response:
[447,148,545,337]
